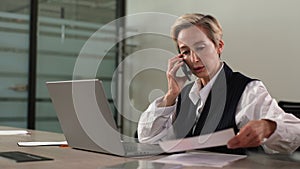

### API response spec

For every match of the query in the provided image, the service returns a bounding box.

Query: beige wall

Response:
[123,0,300,135]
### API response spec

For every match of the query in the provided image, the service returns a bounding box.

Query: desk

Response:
[1,126,300,169]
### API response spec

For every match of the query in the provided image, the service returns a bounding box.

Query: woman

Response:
[137,13,300,154]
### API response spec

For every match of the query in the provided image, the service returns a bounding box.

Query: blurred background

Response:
[1,0,299,137]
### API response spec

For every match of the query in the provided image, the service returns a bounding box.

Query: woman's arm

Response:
[228,80,300,153]
[138,54,190,144]
[137,96,177,144]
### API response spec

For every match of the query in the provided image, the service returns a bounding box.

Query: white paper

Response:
[18,141,68,147]
[0,130,29,135]
[159,128,235,153]
[155,152,247,168]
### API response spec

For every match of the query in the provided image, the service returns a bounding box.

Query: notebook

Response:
[46,79,164,157]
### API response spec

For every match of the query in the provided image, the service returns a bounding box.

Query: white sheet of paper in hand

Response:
[159,128,235,153]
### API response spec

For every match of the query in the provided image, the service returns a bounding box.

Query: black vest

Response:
[173,63,258,155]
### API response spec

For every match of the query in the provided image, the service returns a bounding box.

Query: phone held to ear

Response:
[181,61,191,81]
[178,49,191,81]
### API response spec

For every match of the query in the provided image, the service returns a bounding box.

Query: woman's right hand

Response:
[158,54,189,107]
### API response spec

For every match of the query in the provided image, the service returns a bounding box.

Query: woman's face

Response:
[177,26,223,81]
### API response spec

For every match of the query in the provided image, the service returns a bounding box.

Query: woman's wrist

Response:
[262,119,277,138]
[158,93,177,107]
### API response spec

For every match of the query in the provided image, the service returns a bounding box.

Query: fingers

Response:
[165,54,192,96]
[168,54,184,69]
[227,123,264,149]
[167,54,184,77]
[227,131,262,149]
[165,54,187,98]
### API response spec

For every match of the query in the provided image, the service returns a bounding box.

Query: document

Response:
[18,141,68,147]
[102,161,182,169]
[159,128,235,153]
[155,152,246,168]
[0,130,29,136]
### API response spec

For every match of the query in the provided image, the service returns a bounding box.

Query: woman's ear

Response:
[217,40,225,55]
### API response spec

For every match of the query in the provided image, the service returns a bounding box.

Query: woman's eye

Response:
[195,46,205,51]
[181,50,190,56]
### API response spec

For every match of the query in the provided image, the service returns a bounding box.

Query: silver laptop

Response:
[46,79,164,157]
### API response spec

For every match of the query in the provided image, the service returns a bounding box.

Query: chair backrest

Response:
[278,101,300,119]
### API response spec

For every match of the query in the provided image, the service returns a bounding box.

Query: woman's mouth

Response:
[193,66,205,73]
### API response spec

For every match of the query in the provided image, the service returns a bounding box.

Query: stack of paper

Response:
[155,128,246,167]
[155,152,247,168]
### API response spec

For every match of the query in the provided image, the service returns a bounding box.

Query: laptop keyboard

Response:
[123,142,163,155]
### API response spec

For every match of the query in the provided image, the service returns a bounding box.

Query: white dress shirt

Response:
[137,63,300,154]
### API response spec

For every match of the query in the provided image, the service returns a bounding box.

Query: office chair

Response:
[278,101,300,119]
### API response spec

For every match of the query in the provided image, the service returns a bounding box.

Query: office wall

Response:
[0,1,119,132]
[123,0,300,135]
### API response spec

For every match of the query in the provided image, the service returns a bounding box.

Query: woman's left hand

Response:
[227,119,277,149]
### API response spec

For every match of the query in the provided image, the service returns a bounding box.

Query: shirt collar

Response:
[189,62,224,105]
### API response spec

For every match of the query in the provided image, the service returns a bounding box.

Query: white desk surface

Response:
[1,126,300,169]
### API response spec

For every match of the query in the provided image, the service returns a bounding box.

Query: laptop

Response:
[46,79,164,157]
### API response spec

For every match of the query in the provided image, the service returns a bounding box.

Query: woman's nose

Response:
[190,50,200,62]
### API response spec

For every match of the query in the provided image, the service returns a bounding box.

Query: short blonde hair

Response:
[171,13,223,48]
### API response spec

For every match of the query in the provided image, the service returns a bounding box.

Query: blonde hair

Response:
[171,13,223,48]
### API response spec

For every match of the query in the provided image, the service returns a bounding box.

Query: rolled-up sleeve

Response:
[236,80,300,153]
[137,96,177,144]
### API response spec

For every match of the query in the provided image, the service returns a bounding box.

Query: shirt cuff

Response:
[262,119,297,153]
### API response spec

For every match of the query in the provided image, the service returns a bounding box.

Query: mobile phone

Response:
[181,61,191,81]
[178,49,191,81]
